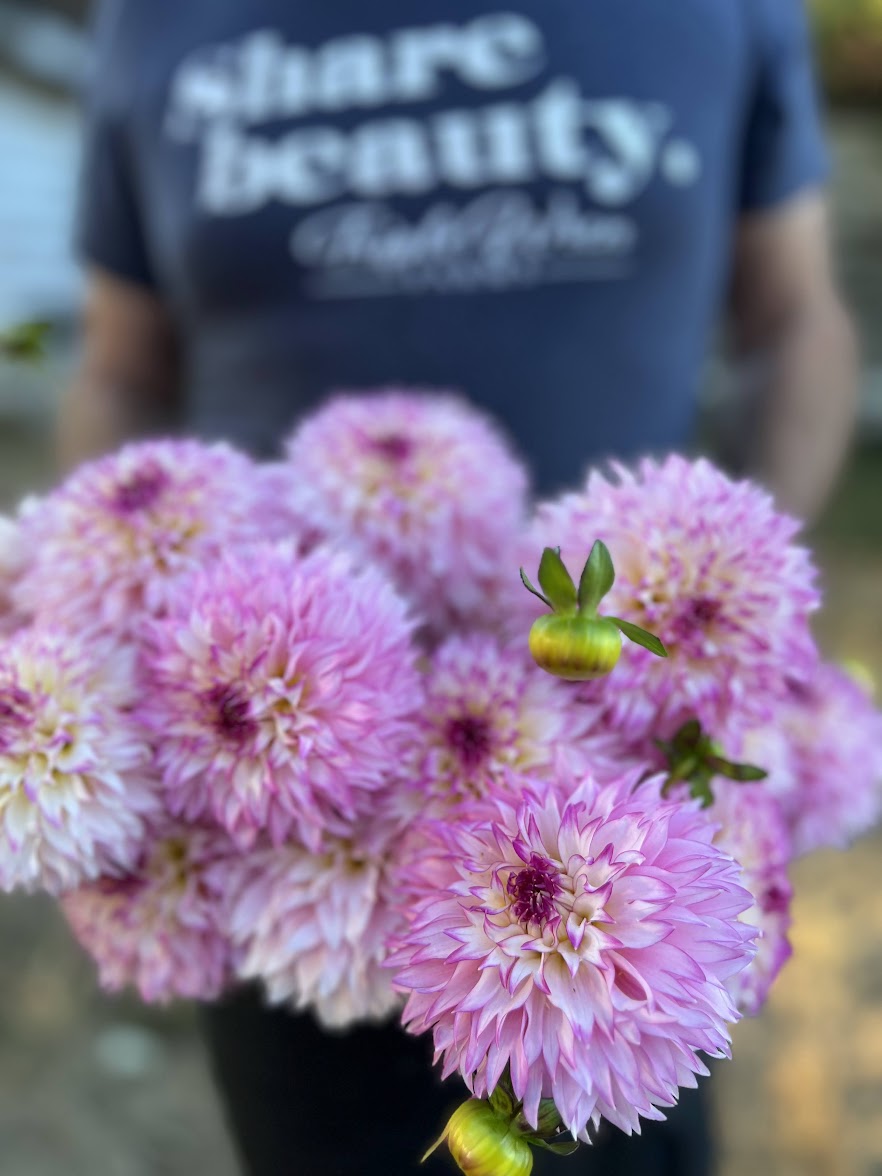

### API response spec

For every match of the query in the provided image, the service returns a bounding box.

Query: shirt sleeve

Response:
[739,0,830,213]
[75,0,157,287]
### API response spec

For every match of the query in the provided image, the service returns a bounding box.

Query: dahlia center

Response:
[760,882,790,916]
[207,685,257,743]
[155,836,191,891]
[112,465,168,513]
[370,433,413,463]
[673,595,722,640]
[507,854,562,928]
[445,714,493,769]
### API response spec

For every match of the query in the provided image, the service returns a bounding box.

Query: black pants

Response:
[201,987,713,1176]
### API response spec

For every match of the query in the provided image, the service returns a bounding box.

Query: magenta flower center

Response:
[690,596,721,624]
[207,685,257,743]
[445,714,493,768]
[760,882,790,915]
[673,595,722,640]
[507,854,562,928]
[112,465,168,513]
[370,433,413,463]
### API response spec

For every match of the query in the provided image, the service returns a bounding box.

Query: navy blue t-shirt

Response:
[78,0,828,492]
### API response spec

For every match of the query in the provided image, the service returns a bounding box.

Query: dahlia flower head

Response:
[282,390,530,636]
[709,783,793,1016]
[224,812,406,1029]
[523,457,820,739]
[63,821,234,1003]
[0,626,159,895]
[14,439,273,633]
[731,663,882,857]
[390,773,756,1140]
[409,633,631,818]
[141,542,423,852]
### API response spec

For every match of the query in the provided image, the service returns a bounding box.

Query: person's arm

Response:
[61,3,182,468]
[725,190,858,521]
[58,269,183,469]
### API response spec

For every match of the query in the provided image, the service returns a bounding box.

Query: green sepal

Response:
[0,321,50,364]
[688,768,716,808]
[578,539,615,616]
[704,756,768,783]
[661,753,699,794]
[531,1137,581,1157]
[534,1099,564,1137]
[519,567,551,609]
[671,719,702,749]
[537,547,578,615]
[610,618,668,658]
[653,737,675,760]
[489,1083,517,1119]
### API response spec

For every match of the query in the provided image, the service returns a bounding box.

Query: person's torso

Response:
[111,0,760,489]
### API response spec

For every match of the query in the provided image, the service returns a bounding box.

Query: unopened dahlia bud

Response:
[528,613,621,680]
[520,542,665,682]
[427,1100,533,1176]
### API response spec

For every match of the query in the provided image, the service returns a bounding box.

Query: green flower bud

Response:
[427,1100,534,1176]
[528,614,622,681]
[520,543,666,683]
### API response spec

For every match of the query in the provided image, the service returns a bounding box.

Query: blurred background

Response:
[0,0,881,1173]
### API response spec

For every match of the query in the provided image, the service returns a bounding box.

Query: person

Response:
[63,2,857,1173]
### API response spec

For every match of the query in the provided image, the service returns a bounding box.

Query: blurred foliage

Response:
[810,0,882,103]
[810,443,882,550]
[0,321,51,364]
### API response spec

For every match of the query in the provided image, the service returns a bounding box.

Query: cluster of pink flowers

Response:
[1,391,880,1159]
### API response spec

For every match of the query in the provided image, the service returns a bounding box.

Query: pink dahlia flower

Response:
[15,440,270,632]
[224,818,403,1029]
[142,543,422,851]
[710,784,793,1016]
[390,775,755,1139]
[412,634,627,815]
[734,664,882,856]
[0,628,158,895]
[526,457,819,736]
[63,822,234,1003]
[283,390,530,635]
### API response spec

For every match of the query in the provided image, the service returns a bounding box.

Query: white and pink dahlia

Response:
[710,784,793,1016]
[0,628,158,895]
[526,457,819,736]
[15,440,270,631]
[283,390,529,635]
[390,775,755,1139]
[225,818,403,1029]
[142,543,422,851]
[412,634,626,814]
[63,822,234,1003]
[736,664,882,857]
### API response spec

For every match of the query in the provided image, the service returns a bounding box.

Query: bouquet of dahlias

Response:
[2,390,881,1175]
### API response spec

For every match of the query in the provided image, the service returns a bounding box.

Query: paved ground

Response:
[0,111,880,1176]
